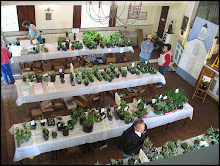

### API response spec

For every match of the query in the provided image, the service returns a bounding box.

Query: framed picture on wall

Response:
[138,12,147,20]
[181,16,189,31]
[127,6,141,19]
[46,13,52,20]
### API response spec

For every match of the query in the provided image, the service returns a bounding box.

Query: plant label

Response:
[59,69,62,73]
[175,88,179,93]
[72,28,79,33]
[133,98,138,107]
[145,61,148,64]
[43,73,48,77]
[138,99,142,104]
[108,49,112,52]
[30,120,35,126]
[41,119,47,123]
[101,108,105,113]
[152,99,156,103]
[163,96,167,100]
[132,62,135,67]
[124,106,129,111]
[159,94,163,99]
[128,46,132,50]
[203,75,211,82]
[139,149,150,163]
[117,106,121,110]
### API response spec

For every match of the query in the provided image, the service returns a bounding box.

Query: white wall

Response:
[35,5,73,30]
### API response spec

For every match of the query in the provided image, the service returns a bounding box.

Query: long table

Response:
[10,43,134,64]
[8,102,194,162]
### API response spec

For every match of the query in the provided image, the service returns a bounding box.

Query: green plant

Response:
[128,153,136,165]
[28,72,34,79]
[83,115,94,127]
[71,118,77,126]
[22,75,26,81]
[49,72,57,77]
[56,114,62,120]
[29,77,35,82]
[144,136,152,148]
[94,161,102,165]
[110,159,117,165]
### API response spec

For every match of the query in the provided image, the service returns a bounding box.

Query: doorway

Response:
[157,6,169,39]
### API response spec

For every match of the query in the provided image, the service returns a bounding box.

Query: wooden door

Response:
[157,6,169,38]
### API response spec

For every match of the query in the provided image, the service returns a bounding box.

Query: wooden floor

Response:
[1,47,219,165]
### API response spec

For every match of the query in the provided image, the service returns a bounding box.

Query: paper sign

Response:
[46,86,56,92]
[152,99,156,103]
[22,91,30,96]
[32,39,39,45]
[21,86,30,91]
[145,61,148,64]
[139,149,150,163]
[159,94,163,99]
[115,92,121,106]
[133,98,138,107]
[138,99,141,104]
[34,88,43,94]
[72,28,79,33]
[120,47,124,53]
[163,96,167,100]
[124,106,128,111]
[132,62,135,67]
[108,49,112,52]
[33,83,42,89]
[203,75,211,83]
[48,82,54,87]
[117,106,121,110]
[20,40,31,47]
[101,108,105,113]
[128,46,132,50]
[31,120,35,125]
[41,119,47,123]
[59,69,63,73]
[175,88,179,93]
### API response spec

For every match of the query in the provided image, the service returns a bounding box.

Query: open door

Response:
[157,6,169,38]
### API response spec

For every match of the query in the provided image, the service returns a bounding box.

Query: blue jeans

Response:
[37,35,43,44]
[140,57,149,63]
[158,65,169,86]
[123,152,132,159]
[1,63,14,84]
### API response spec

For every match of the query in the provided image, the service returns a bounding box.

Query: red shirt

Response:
[1,47,11,65]
[161,51,171,66]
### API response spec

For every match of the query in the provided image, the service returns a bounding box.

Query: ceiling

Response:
[1,1,188,6]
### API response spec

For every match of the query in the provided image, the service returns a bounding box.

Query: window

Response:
[1,5,19,32]
[81,5,110,28]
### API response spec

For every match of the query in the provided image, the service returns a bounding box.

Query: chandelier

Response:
[86,1,143,26]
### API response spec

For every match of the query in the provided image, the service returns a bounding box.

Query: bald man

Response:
[117,118,148,158]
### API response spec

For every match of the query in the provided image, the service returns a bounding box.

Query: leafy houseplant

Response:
[128,153,136,165]
[62,125,71,136]
[124,116,130,124]
[57,121,65,131]
[110,159,117,165]
[84,78,89,86]
[47,116,55,126]
[36,74,42,83]
[117,158,123,165]
[82,114,94,133]
[144,136,152,148]
[49,72,57,82]
[39,115,46,126]
[22,75,26,82]
[52,130,57,139]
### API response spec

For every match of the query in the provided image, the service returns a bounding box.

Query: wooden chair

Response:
[211,56,219,68]
[192,66,216,103]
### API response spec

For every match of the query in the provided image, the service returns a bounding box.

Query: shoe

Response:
[156,85,162,88]
[11,80,15,84]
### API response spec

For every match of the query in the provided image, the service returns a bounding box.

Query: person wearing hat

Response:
[139,34,154,63]
[22,21,43,44]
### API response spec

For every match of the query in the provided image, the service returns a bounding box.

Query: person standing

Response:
[139,34,154,63]
[156,44,172,88]
[1,42,15,85]
[117,118,148,158]
[22,21,43,44]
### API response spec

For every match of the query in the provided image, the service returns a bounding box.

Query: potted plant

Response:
[57,121,65,131]
[36,74,42,83]
[56,114,62,121]
[30,120,37,130]
[47,116,55,126]
[110,159,117,165]
[94,161,102,165]
[39,115,46,126]
[57,39,63,49]
[79,112,86,125]
[43,74,49,82]
[117,158,123,165]
[200,81,208,90]
[124,116,130,124]
[71,43,75,50]
[42,127,49,140]
[128,153,136,165]
[52,130,57,139]
[82,114,94,133]
[49,72,57,82]
[22,75,26,82]
[67,117,77,130]
[62,125,71,136]
[121,69,127,77]
[144,136,152,149]
[84,78,89,86]
[28,77,35,86]
[28,72,34,79]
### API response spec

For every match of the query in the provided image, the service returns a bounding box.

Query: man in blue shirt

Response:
[139,34,154,63]
[22,21,43,44]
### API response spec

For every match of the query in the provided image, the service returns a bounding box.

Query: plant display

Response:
[128,153,136,165]
[83,31,101,49]
[71,40,83,50]
[83,113,94,133]
[41,127,49,141]
[135,62,157,74]
[144,146,164,161]
[161,141,178,158]
[205,126,219,145]
[49,72,57,82]
[144,136,152,148]
[15,121,32,147]
[47,116,55,126]
[52,130,57,139]
[38,115,46,126]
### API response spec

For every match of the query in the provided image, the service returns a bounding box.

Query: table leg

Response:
[19,62,22,75]
[88,94,92,108]
[52,151,57,160]
[101,91,106,107]
[151,83,155,94]
[183,118,188,126]
[26,103,31,118]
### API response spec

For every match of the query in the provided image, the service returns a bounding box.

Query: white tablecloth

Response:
[9,103,193,162]
[10,43,134,64]
[15,71,166,106]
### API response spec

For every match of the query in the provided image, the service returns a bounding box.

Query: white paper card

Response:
[46,86,56,92]
[59,69,63,73]
[34,88,44,94]
[41,119,47,123]
[139,149,150,163]
[159,94,163,99]
[108,49,112,52]
[138,99,141,104]
[175,88,179,93]
[115,92,121,106]
[101,108,105,113]
[128,46,132,50]
[117,106,121,110]
[120,47,124,53]
[20,40,31,47]
[132,62,135,67]
[203,75,211,83]
[145,61,148,64]
[22,91,29,96]
[152,99,156,103]
[48,82,54,87]
[31,120,35,125]
[163,96,167,100]
[124,106,128,111]
[72,28,79,33]
[133,98,138,107]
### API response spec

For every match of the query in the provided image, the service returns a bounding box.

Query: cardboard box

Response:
[53,98,64,109]
[63,97,77,110]
[31,108,42,118]
[102,53,116,64]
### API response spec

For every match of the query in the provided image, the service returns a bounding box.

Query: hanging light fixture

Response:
[86,1,143,26]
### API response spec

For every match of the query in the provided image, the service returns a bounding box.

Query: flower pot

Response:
[52,132,57,139]
[71,78,75,86]
[154,109,163,115]
[71,47,75,50]
[43,134,49,141]
[60,72,65,79]
[57,47,60,51]
[30,123,37,130]
[61,79,65,84]
[67,120,74,130]
[122,73,127,77]
[85,82,89,86]
[57,122,64,131]
[43,128,49,136]
[37,79,42,83]
[143,114,147,118]
[83,125,93,133]
[43,76,49,82]
[62,126,69,136]
[50,76,56,82]
[115,73,119,78]
[23,78,26,82]
[28,81,34,86]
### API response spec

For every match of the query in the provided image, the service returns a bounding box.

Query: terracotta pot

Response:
[71,47,75,50]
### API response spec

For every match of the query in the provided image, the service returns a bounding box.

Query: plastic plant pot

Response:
[50,76,56,82]
[44,76,49,82]
[83,125,93,133]
[143,114,147,118]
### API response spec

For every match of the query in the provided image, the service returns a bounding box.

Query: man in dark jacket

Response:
[117,118,147,158]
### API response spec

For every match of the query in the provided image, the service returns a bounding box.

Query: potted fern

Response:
[82,114,94,133]
[49,72,57,82]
